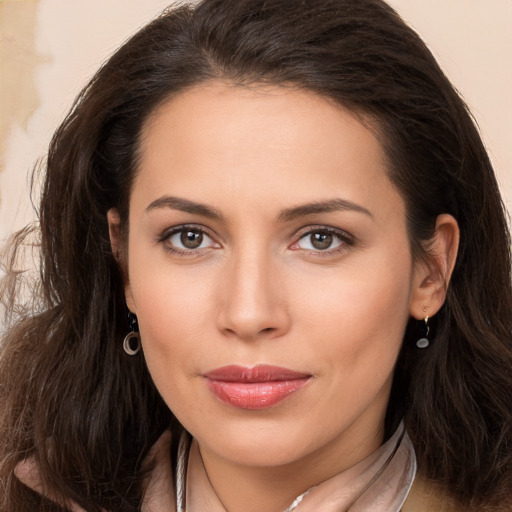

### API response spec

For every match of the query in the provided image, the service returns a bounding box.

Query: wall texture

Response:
[1,0,511,246]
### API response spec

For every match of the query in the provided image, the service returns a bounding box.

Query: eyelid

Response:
[157,224,221,254]
[156,223,354,257]
[289,225,355,253]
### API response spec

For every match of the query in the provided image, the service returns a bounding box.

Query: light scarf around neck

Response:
[177,422,416,512]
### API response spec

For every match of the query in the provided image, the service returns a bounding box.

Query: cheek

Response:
[131,268,213,344]
[126,255,220,399]
[294,254,413,379]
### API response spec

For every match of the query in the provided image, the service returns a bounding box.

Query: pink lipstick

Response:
[204,365,311,409]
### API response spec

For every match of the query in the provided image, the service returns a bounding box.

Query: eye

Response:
[292,227,353,253]
[160,226,219,253]
[297,231,342,251]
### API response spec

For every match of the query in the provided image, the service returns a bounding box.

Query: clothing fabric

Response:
[182,422,416,511]
[402,476,465,512]
[15,423,467,511]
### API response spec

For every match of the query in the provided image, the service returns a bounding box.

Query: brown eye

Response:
[164,227,218,253]
[294,229,346,252]
[180,229,203,249]
[311,232,333,250]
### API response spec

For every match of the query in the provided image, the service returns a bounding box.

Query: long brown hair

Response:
[1,0,511,510]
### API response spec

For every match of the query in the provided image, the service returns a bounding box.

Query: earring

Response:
[123,312,141,355]
[416,316,430,349]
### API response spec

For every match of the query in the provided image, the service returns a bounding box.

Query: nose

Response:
[216,246,290,341]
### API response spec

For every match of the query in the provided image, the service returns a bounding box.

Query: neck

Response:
[194,422,385,512]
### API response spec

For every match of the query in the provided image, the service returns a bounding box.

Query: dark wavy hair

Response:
[1,0,511,510]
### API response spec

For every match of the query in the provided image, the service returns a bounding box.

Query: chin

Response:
[192,417,333,468]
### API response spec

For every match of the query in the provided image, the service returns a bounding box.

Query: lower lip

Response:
[206,378,310,409]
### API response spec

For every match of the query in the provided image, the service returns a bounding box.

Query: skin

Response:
[109,82,459,512]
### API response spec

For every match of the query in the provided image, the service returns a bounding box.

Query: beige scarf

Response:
[180,422,416,512]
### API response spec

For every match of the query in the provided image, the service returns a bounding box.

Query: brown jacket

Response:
[402,476,464,512]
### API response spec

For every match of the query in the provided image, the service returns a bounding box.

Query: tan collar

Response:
[402,474,463,512]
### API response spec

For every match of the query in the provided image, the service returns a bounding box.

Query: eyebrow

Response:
[146,196,224,220]
[277,199,374,222]
[145,196,373,222]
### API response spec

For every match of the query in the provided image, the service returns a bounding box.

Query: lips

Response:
[204,365,311,409]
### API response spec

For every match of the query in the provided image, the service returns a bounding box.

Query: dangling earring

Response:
[416,316,430,349]
[123,312,141,355]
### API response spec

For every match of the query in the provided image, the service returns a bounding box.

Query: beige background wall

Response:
[1,0,511,246]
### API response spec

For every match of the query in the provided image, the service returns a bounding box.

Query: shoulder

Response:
[13,429,176,511]
[403,474,512,512]
[402,475,464,512]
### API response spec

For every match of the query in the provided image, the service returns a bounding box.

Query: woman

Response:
[1,0,511,510]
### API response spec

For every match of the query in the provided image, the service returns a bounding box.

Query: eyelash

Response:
[157,224,219,256]
[157,224,355,257]
[291,226,355,257]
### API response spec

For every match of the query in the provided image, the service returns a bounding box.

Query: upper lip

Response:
[204,365,311,382]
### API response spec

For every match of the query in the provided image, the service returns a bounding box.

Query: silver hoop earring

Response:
[123,331,141,355]
[416,316,430,349]
[123,312,141,355]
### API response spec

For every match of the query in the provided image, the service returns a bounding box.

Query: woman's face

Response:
[120,82,429,475]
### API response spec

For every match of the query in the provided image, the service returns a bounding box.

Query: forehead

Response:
[133,81,402,223]
[140,82,379,159]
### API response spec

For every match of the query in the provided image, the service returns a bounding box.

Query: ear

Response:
[409,214,460,320]
[107,208,136,313]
